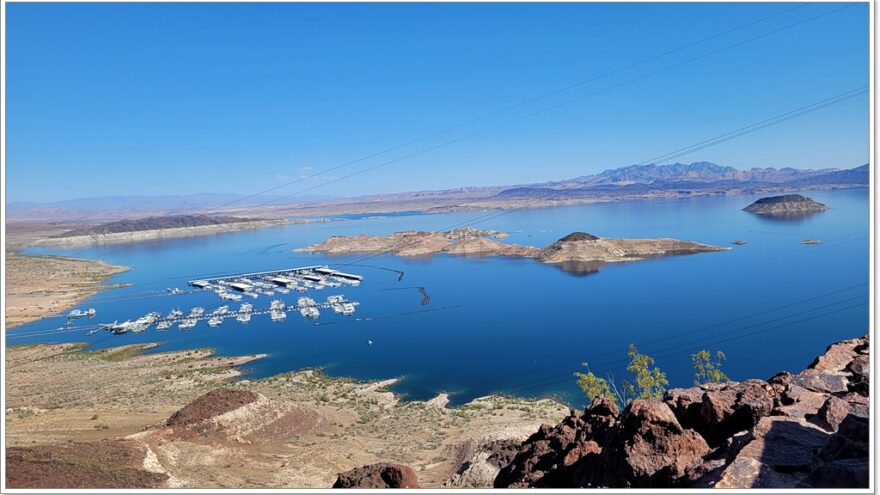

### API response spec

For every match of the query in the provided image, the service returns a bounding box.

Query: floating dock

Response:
[188,266,362,301]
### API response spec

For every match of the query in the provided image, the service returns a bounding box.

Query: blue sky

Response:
[6,3,869,203]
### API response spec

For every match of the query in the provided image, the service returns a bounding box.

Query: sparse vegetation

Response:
[691,350,729,385]
[575,344,668,408]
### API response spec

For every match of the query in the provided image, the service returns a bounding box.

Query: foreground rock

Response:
[743,194,828,216]
[297,229,728,265]
[333,463,420,488]
[495,333,869,489]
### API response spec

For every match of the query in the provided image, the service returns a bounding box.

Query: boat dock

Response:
[188,265,363,301]
[99,295,361,335]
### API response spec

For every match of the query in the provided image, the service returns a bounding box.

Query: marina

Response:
[92,293,360,335]
[188,265,362,302]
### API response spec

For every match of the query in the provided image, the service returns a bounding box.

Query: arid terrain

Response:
[5,254,129,329]
[296,229,730,264]
[5,342,568,488]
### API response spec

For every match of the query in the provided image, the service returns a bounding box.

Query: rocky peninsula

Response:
[295,228,729,264]
[743,194,828,216]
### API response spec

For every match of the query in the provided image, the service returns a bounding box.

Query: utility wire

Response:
[228,4,853,213]
[200,3,811,212]
[504,301,867,396]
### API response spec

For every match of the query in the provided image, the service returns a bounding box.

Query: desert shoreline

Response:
[5,253,130,329]
[5,341,569,488]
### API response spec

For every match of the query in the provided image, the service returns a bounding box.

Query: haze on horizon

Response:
[6,2,869,203]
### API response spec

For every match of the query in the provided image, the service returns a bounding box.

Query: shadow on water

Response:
[548,260,608,277]
[749,211,826,223]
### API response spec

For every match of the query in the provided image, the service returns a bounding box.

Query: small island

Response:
[742,194,828,216]
[296,228,729,265]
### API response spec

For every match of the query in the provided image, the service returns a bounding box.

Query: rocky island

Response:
[295,228,729,265]
[743,194,828,216]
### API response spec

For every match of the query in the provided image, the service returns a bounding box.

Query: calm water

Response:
[8,189,869,406]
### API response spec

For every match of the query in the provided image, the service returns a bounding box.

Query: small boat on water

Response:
[168,308,184,318]
[297,297,317,307]
[239,303,253,313]
[190,307,205,316]
[236,312,252,324]
[68,308,96,318]
[213,305,229,315]
[156,320,172,331]
[270,299,285,310]
[299,306,320,319]
[208,316,223,327]
[270,309,287,321]
[179,318,197,330]
[219,291,242,301]
[340,303,355,316]
[101,320,132,334]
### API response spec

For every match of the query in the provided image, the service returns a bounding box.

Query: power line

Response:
[464,282,867,389]
[325,85,869,272]
[504,301,866,396]
[200,3,811,212]
[233,3,854,213]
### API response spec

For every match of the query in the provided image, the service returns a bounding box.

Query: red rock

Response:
[715,417,830,488]
[600,400,710,487]
[792,369,849,394]
[333,463,419,488]
[809,338,862,373]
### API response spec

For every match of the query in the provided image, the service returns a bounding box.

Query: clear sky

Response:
[6,2,870,203]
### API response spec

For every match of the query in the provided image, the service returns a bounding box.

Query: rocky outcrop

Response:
[297,229,728,265]
[743,194,828,216]
[332,463,420,488]
[494,333,869,489]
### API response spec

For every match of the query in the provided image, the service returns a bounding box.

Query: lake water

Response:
[8,189,869,406]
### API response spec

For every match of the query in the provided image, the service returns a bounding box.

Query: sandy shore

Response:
[35,219,294,247]
[5,342,568,488]
[5,254,129,329]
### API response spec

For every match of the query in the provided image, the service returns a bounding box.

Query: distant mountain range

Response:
[6,162,868,221]
[496,162,868,199]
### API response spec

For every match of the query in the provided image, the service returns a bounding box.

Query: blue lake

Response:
[8,189,869,406]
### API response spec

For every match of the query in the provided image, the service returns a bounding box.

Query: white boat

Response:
[294,286,307,293]
[219,291,242,301]
[299,306,320,319]
[270,310,287,321]
[239,303,253,313]
[156,321,172,331]
[168,309,184,318]
[236,312,252,323]
[208,316,223,327]
[101,320,132,334]
[297,297,317,307]
[327,295,345,304]
[341,303,355,316]
[179,318,197,330]
[213,305,229,315]
[270,299,285,310]
[190,307,205,316]
[68,308,96,318]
